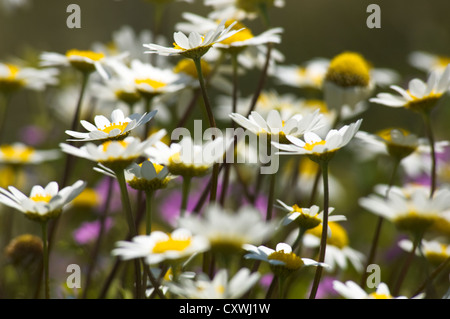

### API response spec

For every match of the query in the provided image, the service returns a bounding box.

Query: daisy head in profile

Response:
[143,19,243,60]
[370,64,450,114]
[125,159,174,193]
[272,119,362,163]
[0,62,59,94]
[0,142,60,166]
[332,280,424,299]
[65,108,157,142]
[111,228,210,266]
[323,51,374,115]
[0,180,86,223]
[60,129,166,171]
[243,242,328,278]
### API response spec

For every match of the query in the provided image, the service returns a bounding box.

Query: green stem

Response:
[360,158,400,287]
[309,160,329,299]
[422,112,437,198]
[392,230,424,296]
[41,221,50,299]
[192,57,219,202]
[0,92,12,143]
[181,176,192,217]
[115,169,138,237]
[266,172,276,221]
[70,72,90,133]
[292,227,306,256]
[145,190,154,235]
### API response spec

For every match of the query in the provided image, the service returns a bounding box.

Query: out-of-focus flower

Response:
[243,242,328,277]
[332,280,424,299]
[398,238,450,266]
[112,228,210,265]
[65,108,157,142]
[0,142,59,165]
[322,52,374,116]
[204,0,285,21]
[166,268,260,299]
[73,217,114,245]
[178,203,276,255]
[359,184,450,236]
[0,180,86,222]
[5,234,42,268]
[303,221,365,272]
[143,20,243,59]
[408,51,450,75]
[40,49,124,79]
[0,0,31,13]
[274,58,330,90]
[370,64,450,114]
[0,62,58,93]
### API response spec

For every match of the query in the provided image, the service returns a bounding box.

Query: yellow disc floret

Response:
[325,52,371,88]
[152,236,191,254]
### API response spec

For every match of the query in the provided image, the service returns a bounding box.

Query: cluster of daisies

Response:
[0,0,449,300]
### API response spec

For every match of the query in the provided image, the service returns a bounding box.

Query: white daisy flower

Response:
[166,268,260,299]
[0,143,60,165]
[274,58,330,90]
[398,238,450,266]
[125,159,174,192]
[64,108,157,142]
[111,228,210,265]
[354,128,419,162]
[272,119,362,162]
[60,130,166,170]
[107,59,184,99]
[0,180,86,222]
[204,0,285,21]
[276,199,346,230]
[0,0,30,13]
[408,50,450,75]
[145,136,230,177]
[230,109,326,145]
[370,64,450,113]
[178,203,276,254]
[303,221,366,272]
[176,13,283,53]
[243,242,328,277]
[0,62,59,93]
[359,184,450,236]
[143,19,243,59]
[40,49,125,79]
[332,280,423,299]
[322,52,375,115]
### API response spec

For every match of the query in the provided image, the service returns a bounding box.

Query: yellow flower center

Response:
[299,158,320,177]
[268,250,304,270]
[66,49,105,61]
[0,145,35,162]
[303,140,326,151]
[425,244,449,265]
[101,140,129,152]
[437,55,450,68]
[0,64,25,92]
[135,78,167,90]
[173,58,211,78]
[152,236,191,254]
[325,52,371,87]
[368,292,392,299]
[303,100,329,113]
[394,211,438,234]
[30,194,52,203]
[307,222,349,249]
[4,64,20,79]
[291,204,322,230]
[99,122,129,135]
[220,20,253,46]
[71,188,99,208]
